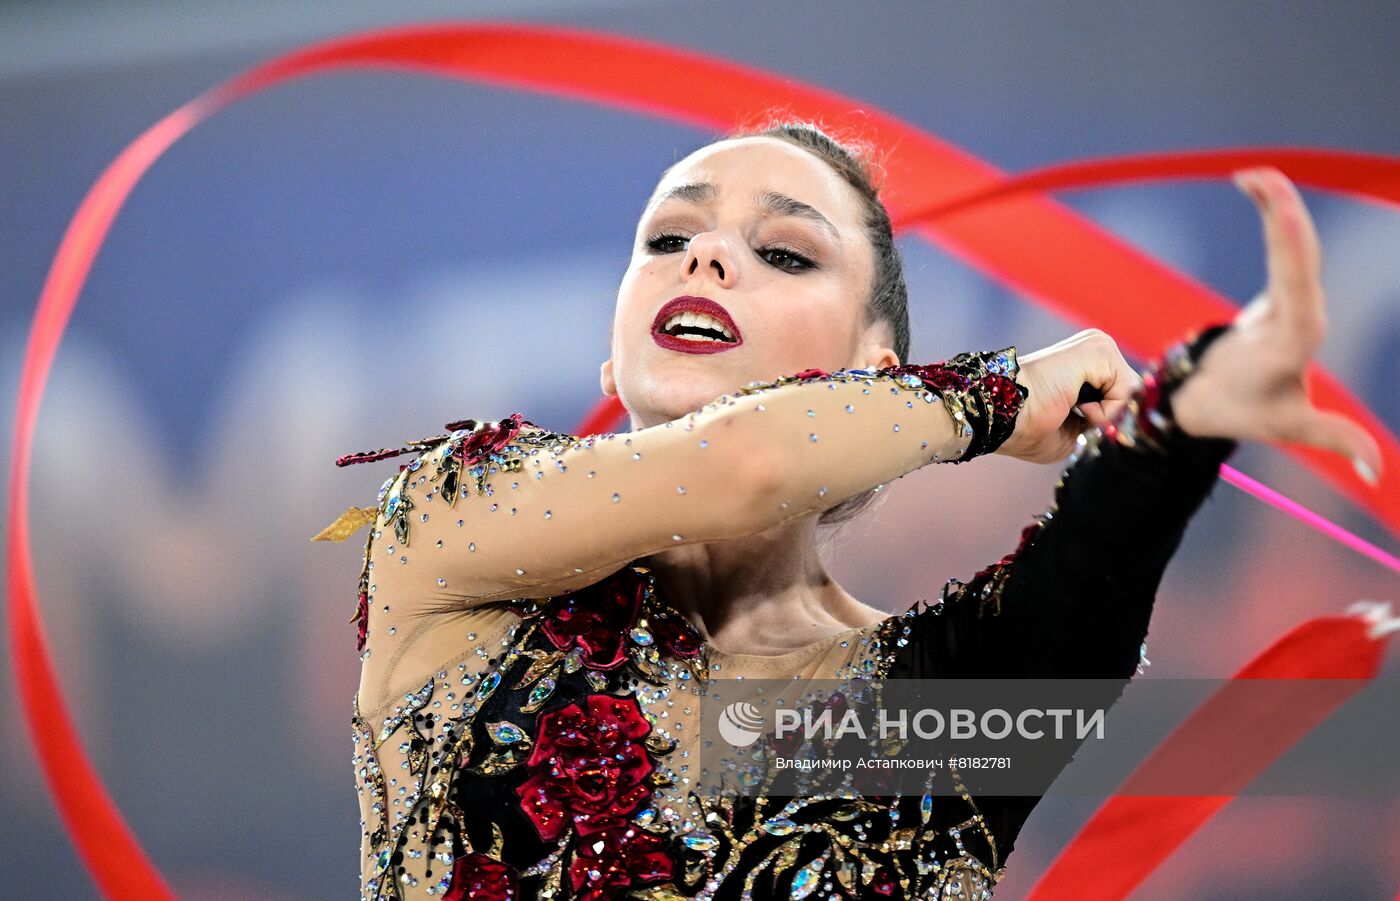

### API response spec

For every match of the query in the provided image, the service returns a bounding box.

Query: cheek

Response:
[611,262,667,371]
[613,265,654,331]
[764,282,862,358]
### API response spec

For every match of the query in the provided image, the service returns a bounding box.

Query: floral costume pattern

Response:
[323,345,1236,899]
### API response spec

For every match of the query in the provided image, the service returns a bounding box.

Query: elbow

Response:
[703,419,793,539]
[670,408,790,541]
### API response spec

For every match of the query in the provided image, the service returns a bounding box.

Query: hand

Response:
[995,329,1144,465]
[1167,167,1382,486]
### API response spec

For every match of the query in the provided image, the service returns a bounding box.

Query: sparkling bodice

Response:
[351,566,1006,900]
[328,357,1237,899]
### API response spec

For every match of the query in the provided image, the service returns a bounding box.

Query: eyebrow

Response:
[652,182,841,239]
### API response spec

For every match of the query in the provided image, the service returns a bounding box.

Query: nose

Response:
[681,231,737,288]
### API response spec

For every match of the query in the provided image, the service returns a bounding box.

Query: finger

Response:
[1290,408,1384,487]
[1233,167,1325,333]
[1076,400,1110,431]
[1073,332,1140,396]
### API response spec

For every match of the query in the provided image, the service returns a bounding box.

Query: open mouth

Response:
[658,311,737,344]
[650,296,742,352]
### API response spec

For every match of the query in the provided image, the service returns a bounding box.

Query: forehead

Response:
[648,137,863,227]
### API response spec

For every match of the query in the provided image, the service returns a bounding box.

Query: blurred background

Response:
[3,1,1399,898]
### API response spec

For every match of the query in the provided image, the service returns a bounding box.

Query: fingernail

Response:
[1233,171,1264,203]
[1353,455,1379,487]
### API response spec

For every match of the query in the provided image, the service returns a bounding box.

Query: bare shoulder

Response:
[849,597,898,629]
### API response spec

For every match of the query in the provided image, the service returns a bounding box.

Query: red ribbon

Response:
[1027,614,1389,900]
[9,22,1399,898]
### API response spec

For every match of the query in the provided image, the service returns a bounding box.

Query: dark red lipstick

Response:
[650,296,743,355]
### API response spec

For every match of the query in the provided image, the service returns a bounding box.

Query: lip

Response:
[650,296,743,355]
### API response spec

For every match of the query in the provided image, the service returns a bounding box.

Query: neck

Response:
[639,513,885,656]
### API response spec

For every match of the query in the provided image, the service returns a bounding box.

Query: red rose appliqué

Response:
[568,825,672,900]
[443,851,519,901]
[539,571,645,670]
[516,694,657,840]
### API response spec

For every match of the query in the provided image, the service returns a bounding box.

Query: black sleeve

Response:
[886,389,1238,864]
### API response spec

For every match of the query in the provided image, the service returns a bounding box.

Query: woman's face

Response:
[602,136,898,429]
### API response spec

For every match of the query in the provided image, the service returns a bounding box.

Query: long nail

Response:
[1353,455,1379,487]
[1233,171,1264,205]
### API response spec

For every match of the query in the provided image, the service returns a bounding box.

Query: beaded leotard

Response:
[322,352,1236,900]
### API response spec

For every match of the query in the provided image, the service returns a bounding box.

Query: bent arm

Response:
[885,358,1237,867]
[368,366,978,619]
[889,378,1236,681]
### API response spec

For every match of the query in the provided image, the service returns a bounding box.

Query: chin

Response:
[619,373,742,427]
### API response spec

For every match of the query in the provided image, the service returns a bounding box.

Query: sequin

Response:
[332,348,1084,899]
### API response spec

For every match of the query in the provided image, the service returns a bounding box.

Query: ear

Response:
[600,356,617,397]
[859,321,901,370]
[867,346,900,370]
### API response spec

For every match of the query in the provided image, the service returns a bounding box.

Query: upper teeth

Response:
[663,310,735,341]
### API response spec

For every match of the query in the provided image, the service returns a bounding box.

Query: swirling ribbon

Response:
[1028,604,1400,900]
[8,22,1399,899]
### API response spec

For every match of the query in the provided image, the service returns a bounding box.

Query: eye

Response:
[645,233,690,255]
[758,246,816,273]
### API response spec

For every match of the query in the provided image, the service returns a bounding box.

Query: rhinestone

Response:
[790,857,826,898]
[487,721,525,744]
[681,831,718,851]
[477,671,501,700]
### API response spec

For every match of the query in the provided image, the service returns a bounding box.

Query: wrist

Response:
[1164,372,1215,439]
[1119,323,1235,453]
[888,346,1028,464]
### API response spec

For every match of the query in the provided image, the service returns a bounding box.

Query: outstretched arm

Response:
[359,355,1016,623]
